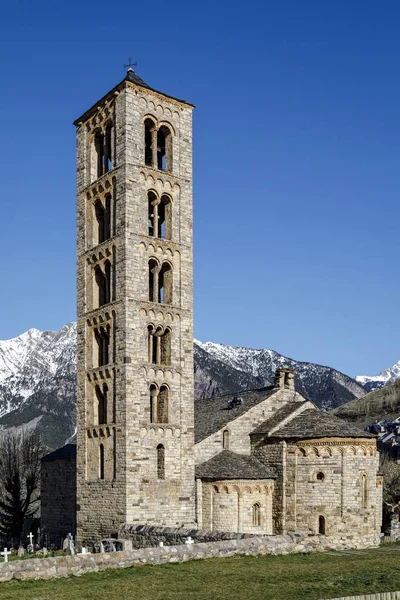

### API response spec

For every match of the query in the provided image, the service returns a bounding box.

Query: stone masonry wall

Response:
[76,76,196,541]
[195,389,307,464]
[0,533,382,582]
[199,479,273,534]
[41,458,76,547]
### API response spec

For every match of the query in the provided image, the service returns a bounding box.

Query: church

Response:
[41,69,382,548]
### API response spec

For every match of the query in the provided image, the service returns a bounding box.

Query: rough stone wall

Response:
[119,524,260,547]
[198,479,273,534]
[195,389,307,464]
[41,459,76,547]
[0,533,384,582]
[253,435,381,544]
[76,78,195,541]
[252,439,286,533]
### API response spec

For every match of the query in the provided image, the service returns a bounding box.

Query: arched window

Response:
[144,118,155,167]
[148,191,158,237]
[252,503,261,527]
[158,195,172,240]
[159,262,172,304]
[94,325,110,367]
[95,131,104,179]
[157,126,172,172]
[157,386,169,424]
[104,195,111,240]
[361,473,368,509]
[104,122,113,173]
[95,266,107,307]
[99,444,105,480]
[149,384,158,424]
[318,515,326,535]
[222,430,229,450]
[157,444,165,479]
[96,384,107,425]
[160,328,171,365]
[148,259,159,302]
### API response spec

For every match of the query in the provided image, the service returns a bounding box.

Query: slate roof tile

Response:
[195,450,275,480]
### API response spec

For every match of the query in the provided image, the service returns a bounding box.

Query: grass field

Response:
[1,546,400,600]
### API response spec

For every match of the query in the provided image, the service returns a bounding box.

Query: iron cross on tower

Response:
[124,58,137,70]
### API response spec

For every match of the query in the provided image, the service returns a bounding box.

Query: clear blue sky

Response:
[0,0,399,378]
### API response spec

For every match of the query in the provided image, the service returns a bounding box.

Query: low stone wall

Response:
[319,593,400,600]
[0,533,378,582]
[118,524,259,548]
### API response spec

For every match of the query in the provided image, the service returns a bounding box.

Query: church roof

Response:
[195,450,275,481]
[42,443,77,462]
[73,70,194,125]
[195,387,278,443]
[251,401,310,435]
[265,409,375,440]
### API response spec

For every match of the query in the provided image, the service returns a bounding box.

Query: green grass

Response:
[1,547,400,600]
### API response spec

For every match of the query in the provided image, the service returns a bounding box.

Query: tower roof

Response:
[73,69,194,126]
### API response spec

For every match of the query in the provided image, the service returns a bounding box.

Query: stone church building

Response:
[41,70,382,548]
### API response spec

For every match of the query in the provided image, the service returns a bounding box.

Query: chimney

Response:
[274,367,295,391]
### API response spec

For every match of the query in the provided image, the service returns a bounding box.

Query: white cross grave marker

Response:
[27,532,34,550]
[159,541,164,547]
[185,537,194,545]
[0,548,11,563]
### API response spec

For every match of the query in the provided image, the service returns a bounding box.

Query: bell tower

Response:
[74,69,195,540]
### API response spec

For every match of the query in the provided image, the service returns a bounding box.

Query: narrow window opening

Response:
[144,119,154,167]
[361,474,368,509]
[318,515,326,535]
[157,386,169,424]
[150,384,157,423]
[252,503,261,527]
[160,328,171,365]
[99,444,105,480]
[95,131,104,178]
[148,259,159,302]
[157,444,165,479]
[95,326,110,367]
[284,372,290,388]
[159,263,172,304]
[159,195,172,240]
[157,126,172,171]
[104,123,113,172]
[95,202,105,244]
[96,384,108,425]
[95,266,107,307]
[104,195,111,241]
[104,261,111,304]
[148,191,157,237]
[222,430,229,450]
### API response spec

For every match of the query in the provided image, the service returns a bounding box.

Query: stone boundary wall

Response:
[118,524,260,548]
[319,593,400,600]
[0,533,380,582]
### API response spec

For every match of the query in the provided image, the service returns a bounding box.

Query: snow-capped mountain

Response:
[355,360,400,392]
[0,324,368,449]
[194,340,366,410]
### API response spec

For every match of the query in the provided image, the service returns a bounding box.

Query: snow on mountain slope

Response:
[356,360,400,392]
[0,324,370,449]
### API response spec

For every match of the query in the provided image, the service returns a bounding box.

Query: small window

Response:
[252,503,261,527]
[99,444,105,480]
[315,471,325,482]
[222,430,229,450]
[157,444,165,479]
[318,515,325,535]
[361,473,368,509]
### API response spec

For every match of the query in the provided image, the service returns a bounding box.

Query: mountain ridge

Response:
[0,323,380,449]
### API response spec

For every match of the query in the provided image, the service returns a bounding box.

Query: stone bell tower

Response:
[74,68,195,540]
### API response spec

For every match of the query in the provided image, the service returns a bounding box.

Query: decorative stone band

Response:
[0,533,380,582]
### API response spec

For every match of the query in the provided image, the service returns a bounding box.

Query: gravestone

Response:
[0,548,11,563]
